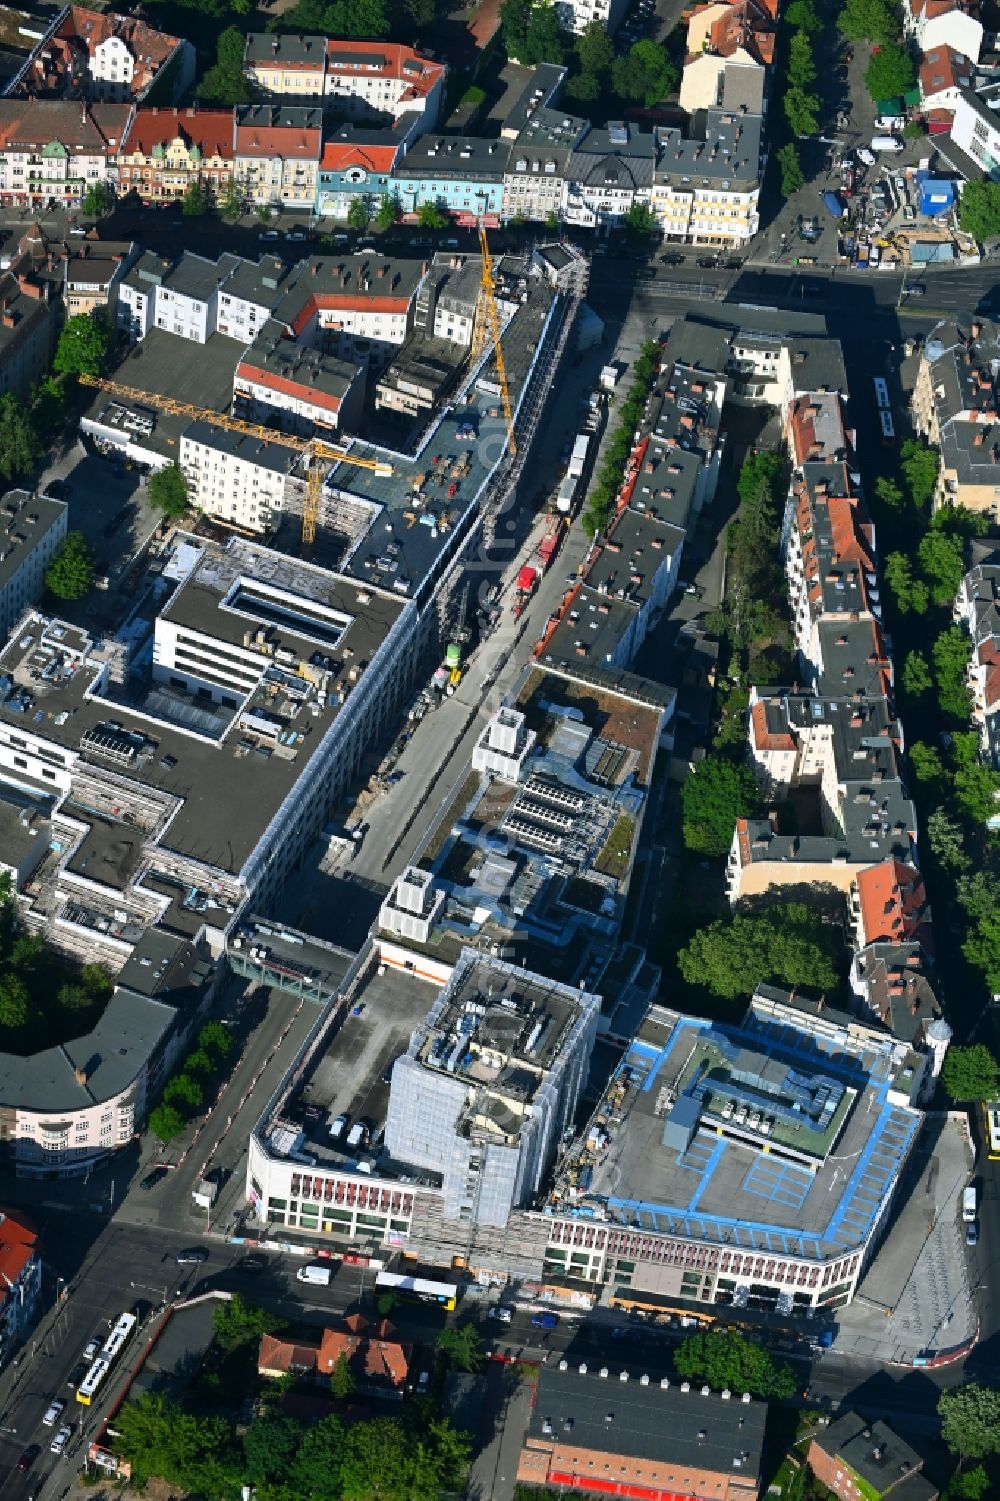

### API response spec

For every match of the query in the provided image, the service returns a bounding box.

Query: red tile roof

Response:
[121,107,233,160]
[856,859,929,947]
[324,41,445,101]
[59,7,182,92]
[235,359,342,414]
[234,121,321,159]
[319,141,401,173]
[0,1211,36,1295]
[289,291,409,338]
[919,46,971,96]
[258,1316,410,1390]
[750,700,795,753]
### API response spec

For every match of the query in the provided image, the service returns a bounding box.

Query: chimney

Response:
[75,1065,88,1086]
[2,311,15,328]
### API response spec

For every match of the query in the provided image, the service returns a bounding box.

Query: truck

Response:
[556,474,577,515]
[530,1311,558,1330]
[821,190,843,219]
[963,1184,977,1222]
[191,1178,218,1210]
[512,565,539,619]
[536,517,563,574]
[871,134,903,153]
[568,433,590,480]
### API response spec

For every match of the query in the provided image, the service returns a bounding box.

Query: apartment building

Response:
[118,248,290,347]
[651,105,762,246]
[0,99,132,208]
[955,555,1000,764]
[500,63,568,141]
[323,41,445,129]
[275,254,428,370]
[905,0,982,64]
[115,107,234,204]
[233,319,365,436]
[911,316,1000,513]
[949,88,1000,175]
[0,1212,40,1369]
[179,421,305,533]
[390,133,507,224]
[233,105,322,211]
[0,263,56,401]
[848,859,932,952]
[243,33,326,100]
[502,109,588,224]
[11,7,195,104]
[0,490,67,643]
[919,46,974,116]
[314,126,406,219]
[62,235,136,317]
[552,0,629,37]
[679,51,766,113]
[564,123,655,231]
[519,1367,766,1501]
[807,1413,938,1501]
[684,0,777,67]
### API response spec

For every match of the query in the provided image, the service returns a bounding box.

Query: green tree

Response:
[500,0,531,58]
[184,1048,214,1076]
[902,650,933,697]
[347,196,371,230]
[926,808,971,874]
[545,209,559,231]
[53,310,112,379]
[612,40,678,106]
[243,1413,304,1486]
[900,437,939,507]
[148,1103,186,1141]
[864,42,916,102]
[625,201,657,237]
[939,1383,1000,1460]
[908,740,944,786]
[918,529,965,605]
[884,552,929,614]
[219,178,243,222]
[374,193,400,232]
[947,1466,991,1501]
[199,1019,235,1057]
[678,903,837,1000]
[785,86,820,137]
[437,1323,484,1372]
[523,3,565,65]
[377,1292,398,1316]
[46,530,94,601]
[214,1292,280,1351]
[148,462,190,520]
[737,450,785,513]
[964,914,1000,992]
[955,761,1000,823]
[958,180,1000,242]
[875,475,903,509]
[164,1072,203,1113]
[577,19,614,76]
[182,178,211,217]
[416,200,449,229]
[289,1415,345,1501]
[113,1392,237,1492]
[82,181,111,217]
[196,25,251,107]
[0,394,37,480]
[933,626,972,719]
[674,1328,796,1399]
[82,961,112,998]
[31,374,66,436]
[839,0,899,44]
[565,69,600,103]
[681,755,759,856]
[0,974,29,1029]
[957,870,1000,920]
[777,142,805,198]
[57,982,92,1010]
[940,1044,1000,1103]
[339,1417,410,1501]
[330,1350,357,1398]
[785,0,821,34]
[787,31,816,87]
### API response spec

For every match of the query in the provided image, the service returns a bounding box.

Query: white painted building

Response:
[179,421,304,534]
[0,490,67,643]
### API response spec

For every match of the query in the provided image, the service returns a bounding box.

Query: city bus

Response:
[76,1356,111,1406]
[872,376,890,410]
[879,408,895,445]
[985,1100,1000,1161]
[374,1271,458,1310]
[100,1311,138,1363]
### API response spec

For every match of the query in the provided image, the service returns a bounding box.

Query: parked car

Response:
[258,229,279,240]
[17,1444,39,1471]
[489,1306,513,1323]
[176,1247,208,1265]
[50,1423,72,1456]
[902,283,926,297]
[966,1219,979,1246]
[661,250,684,265]
[140,1167,167,1191]
[238,1254,267,1274]
[82,1338,101,1361]
[696,255,718,268]
[42,1399,65,1428]
[530,1311,558,1330]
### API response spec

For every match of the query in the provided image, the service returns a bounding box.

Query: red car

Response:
[17,1444,39,1471]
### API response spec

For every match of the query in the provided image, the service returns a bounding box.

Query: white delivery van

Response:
[297,1264,332,1286]
[329,1111,348,1141]
[871,135,904,153]
[963,1185,977,1222]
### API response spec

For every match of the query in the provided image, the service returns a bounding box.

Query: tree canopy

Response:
[839,0,899,43]
[681,755,759,857]
[347,197,370,230]
[437,1323,484,1372]
[864,42,916,102]
[82,181,111,217]
[900,437,939,507]
[678,903,838,1000]
[959,180,1000,242]
[53,310,112,379]
[939,1384,1000,1460]
[196,25,251,107]
[940,1044,1000,1103]
[214,1293,283,1351]
[46,530,94,601]
[500,0,565,64]
[777,143,805,198]
[932,626,972,720]
[0,394,37,481]
[611,40,678,107]
[674,1328,796,1399]
[417,201,449,229]
[148,463,190,520]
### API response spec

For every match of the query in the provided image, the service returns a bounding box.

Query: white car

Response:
[489,1306,513,1323]
[42,1399,65,1428]
[82,1338,100,1361]
[258,229,279,240]
[286,230,307,241]
[50,1423,72,1455]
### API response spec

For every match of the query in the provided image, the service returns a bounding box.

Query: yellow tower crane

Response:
[469,224,516,458]
[78,374,393,546]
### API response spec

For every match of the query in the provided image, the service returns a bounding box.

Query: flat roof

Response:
[549,1006,921,1260]
[0,489,65,593]
[528,1365,766,1480]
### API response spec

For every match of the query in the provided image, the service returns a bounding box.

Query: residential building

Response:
[679,51,766,114]
[314,125,406,219]
[918,46,974,115]
[275,254,428,371]
[565,123,655,232]
[955,556,1000,764]
[10,7,194,104]
[948,88,1000,176]
[552,0,629,37]
[118,249,289,347]
[259,1316,410,1396]
[518,1365,767,1501]
[384,951,600,1230]
[0,489,67,642]
[0,1212,40,1368]
[323,41,445,129]
[179,420,306,533]
[849,859,932,952]
[233,105,322,211]
[910,316,1000,513]
[0,99,132,208]
[906,0,982,66]
[849,942,944,1056]
[807,1412,938,1501]
[651,106,762,246]
[62,234,136,317]
[390,133,508,225]
[233,318,366,436]
[0,261,56,400]
[243,33,326,101]
[115,107,234,205]
[687,0,777,59]
[502,109,588,224]
[499,64,567,141]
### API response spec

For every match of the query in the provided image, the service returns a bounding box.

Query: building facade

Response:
[0,99,132,208]
[233,105,322,211]
[0,490,67,642]
[115,107,234,205]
